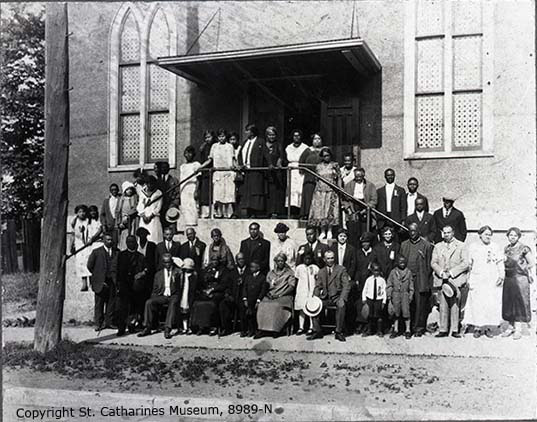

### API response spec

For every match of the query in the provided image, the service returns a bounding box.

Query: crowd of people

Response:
[70,124,535,342]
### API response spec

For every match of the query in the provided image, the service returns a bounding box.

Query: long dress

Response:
[209,142,235,204]
[256,265,296,332]
[198,141,213,207]
[294,263,319,311]
[240,137,267,212]
[463,242,504,327]
[270,237,298,270]
[502,242,534,323]
[72,217,92,279]
[300,148,322,216]
[179,161,201,227]
[285,142,308,208]
[265,142,287,216]
[308,162,341,227]
[136,188,163,244]
[87,219,103,251]
[190,270,225,329]
[117,193,139,250]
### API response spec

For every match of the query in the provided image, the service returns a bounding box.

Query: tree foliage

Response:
[1,5,45,219]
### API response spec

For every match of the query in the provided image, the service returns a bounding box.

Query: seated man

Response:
[218,252,249,336]
[137,253,182,339]
[308,250,351,342]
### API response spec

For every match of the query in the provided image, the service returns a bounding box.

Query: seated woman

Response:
[254,253,297,338]
[190,257,227,336]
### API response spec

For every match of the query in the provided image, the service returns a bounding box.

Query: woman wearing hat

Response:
[136,175,163,244]
[308,146,341,241]
[254,253,297,338]
[203,228,235,271]
[270,223,298,270]
[294,251,319,335]
[462,226,505,338]
[116,181,139,250]
[502,227,535,340]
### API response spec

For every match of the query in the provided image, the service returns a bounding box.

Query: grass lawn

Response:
[2,272,39,316]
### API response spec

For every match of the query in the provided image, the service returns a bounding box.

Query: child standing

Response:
[209,128,236,218]
[362,262,387,337]
[178,258,197,335]
[294,252,319,335]
[387,255,414,339]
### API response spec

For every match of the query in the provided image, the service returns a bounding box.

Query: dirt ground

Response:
[4,341,535,419]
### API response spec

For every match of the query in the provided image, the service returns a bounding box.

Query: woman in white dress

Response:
[70,205,92,290]
[209,129,236,218]
[285,130,308,214]
[136,176,163,245]
[270,223,298,270]
[87,205,103,250]
[179,146,201,228]
[463,225,505,338]
[294,251,319,335]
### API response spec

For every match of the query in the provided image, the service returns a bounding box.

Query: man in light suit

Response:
[405,197,437,243]
[296,226,330,269]
[138,253,182,339]
[342,168,378,247]
[376,168,407,231]
[430,226,469,338]
[308,250,351,342]
[433,196,467,243]
[87,232,119,331]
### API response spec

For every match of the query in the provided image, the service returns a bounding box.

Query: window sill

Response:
[404,151,494,161]
[108,164,176,173]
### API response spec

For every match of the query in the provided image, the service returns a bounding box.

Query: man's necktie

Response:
[373,277,377,300]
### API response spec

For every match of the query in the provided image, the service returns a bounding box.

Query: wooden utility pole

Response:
[34,3,70,353]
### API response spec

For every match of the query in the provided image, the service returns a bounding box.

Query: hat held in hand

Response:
[441,280,459,298]
[165,207,180,223]
[304,296,323,317]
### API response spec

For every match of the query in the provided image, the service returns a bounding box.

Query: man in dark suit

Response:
[136,227,157,301]
[116,235,147,336]
[329,229,357,281]
[155,226,181,270]
[87,232,119,331]
[376,168,407,231]
[432,196,467,243]
[239,222,271,275]
[240,260,268,337]
[308,250,351,342]
[405,197,437,243]
[219,252,249,335]
[99,183,121,244]
[296,226,330,268]
[154,161,180,230]
[138,253,182,339]
[179,227,206,274]
[353,232,378,334]
[406,177,429,216]
[342,168,378,247]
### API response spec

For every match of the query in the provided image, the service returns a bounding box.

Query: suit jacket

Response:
[430,239,469,290]
[177,271,198,308]
[330,243,357,281]
[239,237,271,275]
[342,180,378,214]
[296,241,330,268]
[155,241,181,270]
[179,239,207,272]
[405,212,437,243]
[376,184,407,225]
[373,241,401,279]
[156,174,180,212]
[241,272,268,306]
[100,196,121,230]
[87,246,119,293]
[224,267,250,302]
[237,137,269,202]
[400,237,434,293]
[117,249,146,296]
[433,207,467,243]
[151,267,181,297]
[139,241,157,282]
[355,248,377,286]
[313,264,351,303]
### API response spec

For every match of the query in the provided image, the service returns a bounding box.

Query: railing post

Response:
[366,206,371,233]
[286,166,291,220]
[208,168,213,220]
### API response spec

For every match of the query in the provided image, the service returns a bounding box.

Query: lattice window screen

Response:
[149,64,169,110]
[120,13,140,62]
[453,36,482,91]
[120,115,141,164]
[148,113,169,161]
[416,0,444,36]
[416,95,444,150]
[416,38,444,93]
[452,0,482,35]
[453,93,481,149]
[149,9,170,60]
[120,66,140,112]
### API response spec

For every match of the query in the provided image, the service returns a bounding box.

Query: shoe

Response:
[501,327,514,337]
[473,330,482,338]
[247,330,255,337]
[94,325,103,332]
[196,330,203,336]
[451,332,462,338]
[164,328,172,339]
[404,332,412,339]
[176,328,185,335]
[435,332,449,338]
[335,332,346,342]
[137,328,152,337]
[377,331,384,338]
[389,331,398,339]
[209,328,218,336]
[361,331,372,337]
[116,329,126,337]
[253,331,264,339]
[185,328,193,335]
[307,332,323,340]
[484,328,494,338]
[240,332,248,338]
[513,331,522,340]
[306,329,314,335]
[414,331,423,338]
[296,329,305,336]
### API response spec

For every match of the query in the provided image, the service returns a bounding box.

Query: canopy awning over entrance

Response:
[157,38,381,87]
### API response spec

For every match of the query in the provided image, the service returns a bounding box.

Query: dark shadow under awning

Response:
[157,38,381,87]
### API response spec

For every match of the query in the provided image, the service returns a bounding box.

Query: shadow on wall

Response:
[359,69,382,151]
